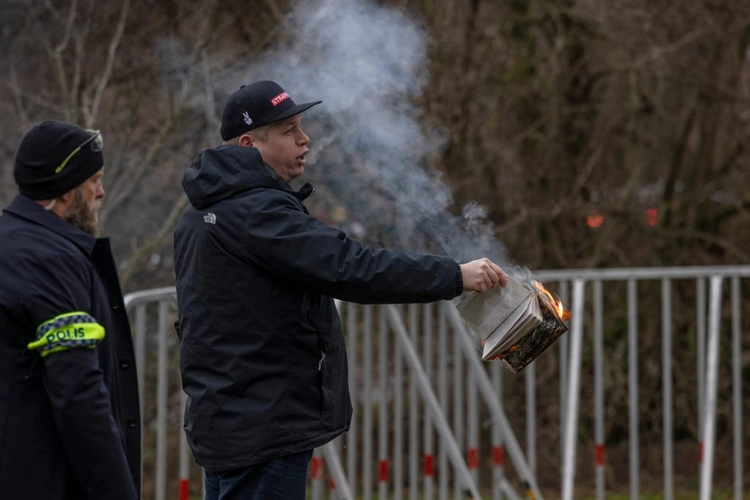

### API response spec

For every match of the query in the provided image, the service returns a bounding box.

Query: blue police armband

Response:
[27,312,106,357]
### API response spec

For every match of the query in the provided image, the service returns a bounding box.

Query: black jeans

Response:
[204,449,314,500]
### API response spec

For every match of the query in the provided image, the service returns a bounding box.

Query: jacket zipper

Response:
[318,351,326,371]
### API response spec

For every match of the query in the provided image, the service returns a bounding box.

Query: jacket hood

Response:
[182,145,283,209]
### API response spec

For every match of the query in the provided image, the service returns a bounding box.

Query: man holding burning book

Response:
[172,80,508,500]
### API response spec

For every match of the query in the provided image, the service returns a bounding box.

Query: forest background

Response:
[1,0,748,497]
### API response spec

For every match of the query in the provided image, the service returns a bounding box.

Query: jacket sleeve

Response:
[24,254,137,500]
[241,193,463,304]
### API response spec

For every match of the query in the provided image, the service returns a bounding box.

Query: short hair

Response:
[223,124,271,146]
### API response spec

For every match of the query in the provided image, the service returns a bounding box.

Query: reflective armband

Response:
[27,312,106,357]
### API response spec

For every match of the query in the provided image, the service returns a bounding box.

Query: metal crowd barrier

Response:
[124,266,748,500]
[533,267,748,500]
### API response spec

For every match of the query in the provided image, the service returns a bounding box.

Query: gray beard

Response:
[64,188,100,237]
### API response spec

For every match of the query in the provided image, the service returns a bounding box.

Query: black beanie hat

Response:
[13,120,104,200]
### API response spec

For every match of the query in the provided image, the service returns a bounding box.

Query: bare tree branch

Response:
[87,0,130,125]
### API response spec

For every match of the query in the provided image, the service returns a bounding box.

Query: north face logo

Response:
[203,213,216,224]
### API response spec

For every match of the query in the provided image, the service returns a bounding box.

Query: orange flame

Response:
[534,281,572,322]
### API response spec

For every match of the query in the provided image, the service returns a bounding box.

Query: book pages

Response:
[457,276,536,340]
[482,296,541,360]
[457,276,570,367]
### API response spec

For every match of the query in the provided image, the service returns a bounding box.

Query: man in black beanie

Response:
[0,120,141,499]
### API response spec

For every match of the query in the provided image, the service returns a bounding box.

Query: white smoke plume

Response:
[212,0,508,265]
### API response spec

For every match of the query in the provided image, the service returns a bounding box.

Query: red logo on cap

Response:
[271,92,290,106]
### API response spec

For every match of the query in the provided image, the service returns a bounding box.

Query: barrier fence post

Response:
[179,389,190,500]
[699,277,723,500]
[730,277,743,500]
[561,280,585,500]
[423,302,435,500]
[155,301,169,500]
[662,279,674,500]
[627,279,640,500]
[378,307,389,500]
[593,279,605,500]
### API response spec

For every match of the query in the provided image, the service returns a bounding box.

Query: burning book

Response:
[457,276,571,372]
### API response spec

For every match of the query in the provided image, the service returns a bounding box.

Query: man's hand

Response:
[459,258,507,292]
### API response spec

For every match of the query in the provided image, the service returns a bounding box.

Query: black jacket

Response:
[0,195,141,499]
[173,146,462,471]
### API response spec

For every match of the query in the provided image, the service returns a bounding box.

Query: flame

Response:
[534,281,572,322]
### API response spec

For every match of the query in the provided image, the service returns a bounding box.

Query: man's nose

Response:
[298,129,310,145]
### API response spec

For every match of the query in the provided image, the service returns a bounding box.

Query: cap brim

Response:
[265,101,322,126]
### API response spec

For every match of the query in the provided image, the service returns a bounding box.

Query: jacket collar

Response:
[294,182,315,201]
[182,145,315,209]
[264,165,315,201]
[2,195,97,255]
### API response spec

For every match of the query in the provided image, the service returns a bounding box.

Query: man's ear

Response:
[238,133,254,147]
[47,187,77,216]
[59,188,76,204]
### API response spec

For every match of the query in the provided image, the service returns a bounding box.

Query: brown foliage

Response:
[1,0,748,286]
[421,0,750,270]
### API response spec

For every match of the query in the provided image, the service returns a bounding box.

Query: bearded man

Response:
[0,121,141,499]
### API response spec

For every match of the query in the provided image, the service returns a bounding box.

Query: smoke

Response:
[213,0,508,265]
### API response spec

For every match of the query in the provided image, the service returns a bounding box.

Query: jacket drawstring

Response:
[318,351,326,371]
